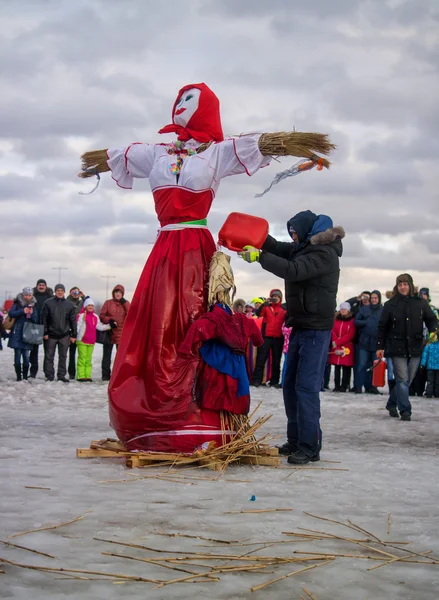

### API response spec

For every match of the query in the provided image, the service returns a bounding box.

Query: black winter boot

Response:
[22,365,29,380]
[14,364,22,381]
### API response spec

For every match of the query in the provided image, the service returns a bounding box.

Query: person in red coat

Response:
[178,303,263,414]
[251,289,287,388]
[99,284,131,381]
[328,302,356,392]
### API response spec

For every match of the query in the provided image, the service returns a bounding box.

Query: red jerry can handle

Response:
[218,212,269,253]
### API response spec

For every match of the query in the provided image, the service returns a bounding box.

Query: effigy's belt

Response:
[158,219,208,233]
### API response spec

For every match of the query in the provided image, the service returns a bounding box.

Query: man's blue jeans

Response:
[386,356,420,415]
[283,329,331,457]
[356,348,373,391]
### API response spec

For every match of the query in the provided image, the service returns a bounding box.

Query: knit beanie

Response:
[36,279,47,286]
[22,287,33,295]
[83,297,94,308]
[55,283,65,292]
[339,302,351,311]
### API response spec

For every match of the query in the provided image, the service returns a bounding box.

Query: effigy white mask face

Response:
[174,88,201,127]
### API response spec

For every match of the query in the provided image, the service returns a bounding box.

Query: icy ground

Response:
[1,346,438,600]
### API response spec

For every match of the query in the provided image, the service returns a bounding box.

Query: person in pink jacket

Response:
[328,302,356,392]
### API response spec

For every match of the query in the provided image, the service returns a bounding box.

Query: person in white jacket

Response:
[76,298,110,382]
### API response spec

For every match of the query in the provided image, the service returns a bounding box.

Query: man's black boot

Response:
[22,365,29,380]
[287,450,320,465]
[400,412,411,421]
[277,442,297,456]
[388,407,399,418]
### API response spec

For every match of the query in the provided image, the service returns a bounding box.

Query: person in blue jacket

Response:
[354,290,383,394]
[8,287,39,381]
[420,332,439,397]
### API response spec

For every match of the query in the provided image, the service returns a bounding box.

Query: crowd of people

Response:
[0,280,130,383]
[232,281,439,410]
[2,278,438,404]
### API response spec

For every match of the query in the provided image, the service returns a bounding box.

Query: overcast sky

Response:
[1,0,438,306]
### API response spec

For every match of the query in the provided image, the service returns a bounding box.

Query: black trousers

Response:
[43,336,70,380]
[409,366,426,397]
[30,344,40,377]
[425,370,439,397]
[252,336,284,386]
[68,342,77,378]
[334,365,351,390]
[102,344,116,379]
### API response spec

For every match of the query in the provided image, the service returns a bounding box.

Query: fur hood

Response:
[310,226,345,246]
[15,293,36,308]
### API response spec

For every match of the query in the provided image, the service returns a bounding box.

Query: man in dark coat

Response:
[29,279,53,378]
[240,210,344,464]
[41,284,77,382]
[377,273,437,421]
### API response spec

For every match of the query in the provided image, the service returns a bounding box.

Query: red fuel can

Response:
[218,212,269,253]
[372,359,387,388]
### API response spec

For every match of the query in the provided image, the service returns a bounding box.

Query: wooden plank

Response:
[238,455,281,467]
[77,448,128,458]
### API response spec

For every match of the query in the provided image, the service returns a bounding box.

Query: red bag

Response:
[372,359,387,388]
[218,212,269,252]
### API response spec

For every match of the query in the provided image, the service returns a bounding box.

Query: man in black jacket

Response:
[41,284,77,382]
[29,279,53,378]
[377,273,437,421]
[241,210,344,464]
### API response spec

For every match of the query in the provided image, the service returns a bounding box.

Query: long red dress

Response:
[106,137,270,452]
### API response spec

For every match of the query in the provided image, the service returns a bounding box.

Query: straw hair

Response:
[258,131,336,168]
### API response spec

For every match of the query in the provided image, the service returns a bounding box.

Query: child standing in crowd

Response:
[421,332,439,398]
[8,288,39,381]
[328,302,356,392]
[76,298,111,382]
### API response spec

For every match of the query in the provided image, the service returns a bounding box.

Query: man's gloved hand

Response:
[120,298,127,305]
[239,246,260,263]
[109,319,118,329]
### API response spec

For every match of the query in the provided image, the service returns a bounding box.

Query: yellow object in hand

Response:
[239,246,260,263]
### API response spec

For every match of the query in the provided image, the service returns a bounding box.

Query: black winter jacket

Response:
[33,287,53,320]
[259,226,344,330]
[42,297,77,339]
[376,294,437,358]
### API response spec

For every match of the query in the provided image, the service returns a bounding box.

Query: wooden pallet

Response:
[77,439,280,469]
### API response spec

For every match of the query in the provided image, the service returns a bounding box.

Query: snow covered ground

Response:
[1,345,438,600]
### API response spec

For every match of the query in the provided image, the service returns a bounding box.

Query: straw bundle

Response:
[79,150,110,178]
[258,132,336,168]
[208,251,236,307]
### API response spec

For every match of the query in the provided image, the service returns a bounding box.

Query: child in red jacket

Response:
[328,302,356,392]
[251,289,287,388]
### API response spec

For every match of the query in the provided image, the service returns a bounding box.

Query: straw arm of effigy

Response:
[258,131,336,168]
[79,131,336,178]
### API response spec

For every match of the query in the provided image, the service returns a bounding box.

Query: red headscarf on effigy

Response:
[158,83,224,143]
